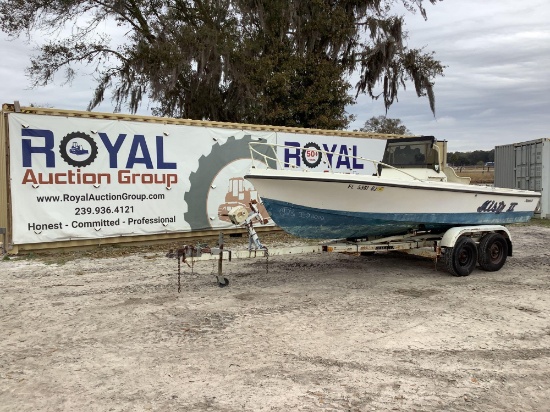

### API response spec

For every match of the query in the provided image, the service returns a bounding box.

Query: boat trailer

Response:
[322,225,513,277]
[168,204,513,290]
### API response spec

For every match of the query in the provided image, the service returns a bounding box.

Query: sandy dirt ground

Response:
[1,225,550,411]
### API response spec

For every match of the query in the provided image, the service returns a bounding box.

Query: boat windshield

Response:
[382,136,438,170]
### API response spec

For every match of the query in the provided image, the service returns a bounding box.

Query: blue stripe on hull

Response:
[262,198,534,239]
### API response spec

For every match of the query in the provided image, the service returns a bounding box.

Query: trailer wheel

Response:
[478,233,508,271]
[444,236,478,277]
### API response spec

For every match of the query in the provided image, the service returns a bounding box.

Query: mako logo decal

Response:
[477,200,518,214]
[20,128,178,187]
[284,141,365,170]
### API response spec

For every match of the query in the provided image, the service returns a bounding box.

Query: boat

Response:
[244,136,541,240]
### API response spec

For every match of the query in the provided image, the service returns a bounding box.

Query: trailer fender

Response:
[440,225,512,254]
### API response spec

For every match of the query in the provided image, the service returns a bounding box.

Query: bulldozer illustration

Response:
[218,177,270,223]
[69,141,89,155]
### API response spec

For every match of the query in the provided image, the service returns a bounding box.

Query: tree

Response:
[360,115,412,135]
[447,149,494,166]
[0,0,444,129]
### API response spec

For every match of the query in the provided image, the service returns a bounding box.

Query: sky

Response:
[0,0,549,152]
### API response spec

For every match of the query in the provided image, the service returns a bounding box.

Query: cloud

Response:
[349,0,550,151]
[1,0,548,151]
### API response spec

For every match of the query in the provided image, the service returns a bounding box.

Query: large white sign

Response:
[8,113,386,244]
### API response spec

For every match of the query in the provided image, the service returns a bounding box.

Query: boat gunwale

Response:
[244,170,542,198]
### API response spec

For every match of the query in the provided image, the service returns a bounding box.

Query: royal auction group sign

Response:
[8,113,385,244]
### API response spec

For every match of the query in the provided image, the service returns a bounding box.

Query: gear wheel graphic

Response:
[184,135,275,231]
[301,141,322,168]
[58,132,98,167]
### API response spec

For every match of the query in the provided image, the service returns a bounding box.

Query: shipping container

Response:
[495,138,550,218]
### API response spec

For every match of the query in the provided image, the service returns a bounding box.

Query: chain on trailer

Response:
[166,244,202,293]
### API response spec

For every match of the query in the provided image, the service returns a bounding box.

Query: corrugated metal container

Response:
[495,138,550,218]
[494,143,515,188]
[0,111,9,238]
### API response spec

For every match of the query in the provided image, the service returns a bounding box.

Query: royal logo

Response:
[283,141,365,170]
[21,129,176,170]
[20,128,178,187]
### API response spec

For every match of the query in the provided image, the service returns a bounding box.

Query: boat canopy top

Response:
[382,136,439,170]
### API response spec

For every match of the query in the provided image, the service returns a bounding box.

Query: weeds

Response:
[521,218,550,228]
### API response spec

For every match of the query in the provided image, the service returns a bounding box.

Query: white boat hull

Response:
[245,169,541,239]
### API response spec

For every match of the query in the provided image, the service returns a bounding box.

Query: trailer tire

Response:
[478,232,508,272]
[444,236,478,277]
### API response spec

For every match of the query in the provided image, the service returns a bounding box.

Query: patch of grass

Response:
[454,167,494,184]
[15,251,71,265]
[521,218,550,228]
[43,257,71,266]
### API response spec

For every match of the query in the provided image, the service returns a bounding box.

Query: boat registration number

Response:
[348,184,384,192]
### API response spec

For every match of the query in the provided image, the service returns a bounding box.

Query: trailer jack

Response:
[227,200,269,257]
